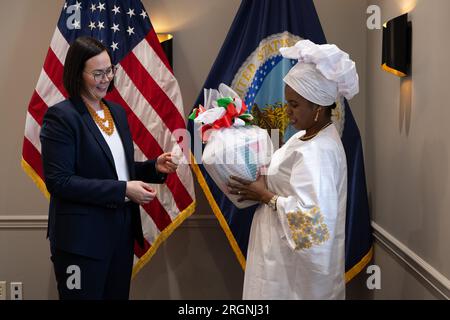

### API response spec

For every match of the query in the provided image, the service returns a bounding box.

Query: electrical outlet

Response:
[0,281,6,300]
[10,282,22,300]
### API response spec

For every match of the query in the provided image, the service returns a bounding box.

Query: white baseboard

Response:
[372,221,450,300]
[0,215,48,229]
[1,215,448,299]
[0,214,218,229]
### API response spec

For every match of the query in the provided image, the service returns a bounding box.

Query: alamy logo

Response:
[66,2,82,30]
[366,265,381,290]
[367,5,382,30]
[66,265,81,290]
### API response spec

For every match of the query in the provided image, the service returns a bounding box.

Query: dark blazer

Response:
[40,97,166,260]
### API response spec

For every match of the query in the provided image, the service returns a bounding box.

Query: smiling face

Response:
[81,50,113,101]
[285,84,318,131]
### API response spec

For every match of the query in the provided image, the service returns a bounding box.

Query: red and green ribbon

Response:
[189,97,253,142]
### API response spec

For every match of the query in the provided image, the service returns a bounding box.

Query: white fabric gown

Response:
[243,124,347,300]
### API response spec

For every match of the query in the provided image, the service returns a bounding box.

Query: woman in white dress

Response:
[228,40,359,299]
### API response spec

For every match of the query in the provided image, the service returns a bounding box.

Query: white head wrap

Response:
[280,40,359,106]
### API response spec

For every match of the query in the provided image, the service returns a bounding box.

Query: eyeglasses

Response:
[84,65,116,82]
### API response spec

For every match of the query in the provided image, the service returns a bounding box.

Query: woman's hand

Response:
[227,175,275,203]
[156,152,178,174]
[126,181,157,206]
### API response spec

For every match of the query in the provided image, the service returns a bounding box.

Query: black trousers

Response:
[51,204,134,300]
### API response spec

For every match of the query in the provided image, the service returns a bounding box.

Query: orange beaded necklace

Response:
[85,100,115,136]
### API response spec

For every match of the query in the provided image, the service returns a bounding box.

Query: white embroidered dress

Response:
[243,124,347,300]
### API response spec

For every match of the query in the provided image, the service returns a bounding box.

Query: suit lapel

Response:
[71,97,117,175]
[104,100,134,177]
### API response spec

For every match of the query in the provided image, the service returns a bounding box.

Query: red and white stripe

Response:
[22,26,195,267]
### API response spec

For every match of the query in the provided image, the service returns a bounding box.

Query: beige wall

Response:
[347,242,441,300]
[0,0,57,216]
[0,0,447,300]
[366,0,450,286]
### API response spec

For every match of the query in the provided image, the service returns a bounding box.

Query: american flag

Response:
[21,0,195,276]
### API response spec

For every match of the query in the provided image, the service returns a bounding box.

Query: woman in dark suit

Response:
[40,36,177,300]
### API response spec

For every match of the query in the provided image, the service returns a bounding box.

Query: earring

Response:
[314,110,320,122]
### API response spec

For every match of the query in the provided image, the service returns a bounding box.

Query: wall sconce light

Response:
[382,13,412,77]
[157,33,173,69]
